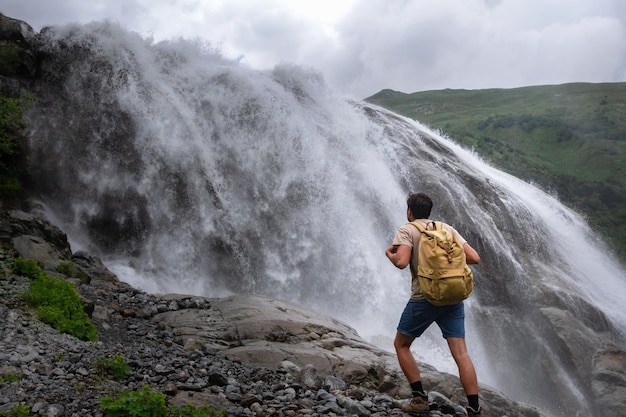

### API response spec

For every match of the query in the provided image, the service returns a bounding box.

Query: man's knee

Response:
[452,350,472,365]
[447,337,468,354]
[394,332,414,351]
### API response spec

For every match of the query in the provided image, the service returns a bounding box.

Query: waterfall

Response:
[23,21,625,417]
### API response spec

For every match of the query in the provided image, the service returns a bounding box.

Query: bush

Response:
[100,385,167,417]
[56,261,90,283]
[96,354,131,381]
[55,261,74,276]
[100,385,226,417]
[0,374,20,383]
[12,257,42,279]
[17,257,98,341]
[0,404,31,417]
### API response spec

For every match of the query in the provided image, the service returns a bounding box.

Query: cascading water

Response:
[20,21,626,417]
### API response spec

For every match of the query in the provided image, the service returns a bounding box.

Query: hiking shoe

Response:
[401,394,429,414]
[466,405,484,417]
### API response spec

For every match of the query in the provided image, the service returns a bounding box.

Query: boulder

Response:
[592,349,626,417]
[0,14,37,78]
[155,293,425,397]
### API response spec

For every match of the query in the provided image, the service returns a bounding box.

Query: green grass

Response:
[0,374,21,383]
[15,257,98,342]
[100,385,227,417]
[56,261,91,283]
[96,354,131,381]
[0,404,31,417]
[366,82,626,263]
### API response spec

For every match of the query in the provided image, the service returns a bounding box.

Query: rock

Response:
[592,349,626,417]
[12,235,62,269]
[2,210,72,262]
[0,14,37,78]
[323,375,347,391]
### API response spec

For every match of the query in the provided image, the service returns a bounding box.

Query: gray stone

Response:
[592,349,626,417]
[0,14,37,78]
[324,375,347,391]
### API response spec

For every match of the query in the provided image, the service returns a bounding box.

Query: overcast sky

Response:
[3,0,625,99]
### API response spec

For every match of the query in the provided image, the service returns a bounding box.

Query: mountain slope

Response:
[366,83,626,263]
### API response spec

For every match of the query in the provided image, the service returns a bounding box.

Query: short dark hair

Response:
[407,192,433,219]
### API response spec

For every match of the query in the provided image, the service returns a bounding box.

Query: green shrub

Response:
[100,385,167,417]
[0,374,20,383]
[12,257,43,279]
[56,261,90,283]
[0,404,31,417]
[18,258,98,342]
[55,261,74,276]
[96,354,131,381]
[100,386,226,417]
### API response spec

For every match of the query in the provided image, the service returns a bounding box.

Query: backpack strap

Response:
[411,220,456,253]
[409,221,425,233]
[409,221,438,232]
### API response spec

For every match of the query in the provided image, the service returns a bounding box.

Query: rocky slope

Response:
[0,209,553,417]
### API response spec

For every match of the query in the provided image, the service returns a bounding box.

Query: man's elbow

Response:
[467,254,481,265]
[395,260,409,269]
[464,244,481,264]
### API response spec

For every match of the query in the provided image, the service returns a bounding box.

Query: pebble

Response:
[0,270,466,417]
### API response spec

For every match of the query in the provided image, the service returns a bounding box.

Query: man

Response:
[385,192,484,417]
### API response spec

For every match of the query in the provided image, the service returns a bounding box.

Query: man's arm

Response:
[463,243,481,264]
[385,244,412,269]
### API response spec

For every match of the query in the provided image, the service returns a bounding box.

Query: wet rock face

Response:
[592,349,626,417]
[0,208,554,417]
[0,14,37,78]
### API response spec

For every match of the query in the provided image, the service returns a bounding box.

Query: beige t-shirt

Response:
[392,219,467,299]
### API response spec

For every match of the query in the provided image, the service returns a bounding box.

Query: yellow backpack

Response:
[409,221,474,305]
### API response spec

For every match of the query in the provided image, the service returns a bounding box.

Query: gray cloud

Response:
[2,0,625,98]
[315,0,626,97]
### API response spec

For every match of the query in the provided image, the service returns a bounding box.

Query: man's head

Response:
[407,192,433,219]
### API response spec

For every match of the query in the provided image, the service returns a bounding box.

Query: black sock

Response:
[467,394,480,410]
[410,381,425,397]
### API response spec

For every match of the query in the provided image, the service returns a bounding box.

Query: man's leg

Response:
[394,331,430,413]
[447,337,478,395]
[394,331,421,383]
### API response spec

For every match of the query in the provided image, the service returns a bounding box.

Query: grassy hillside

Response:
[366,82,626,263]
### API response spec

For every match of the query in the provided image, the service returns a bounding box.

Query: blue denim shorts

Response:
[397,298,465,339]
